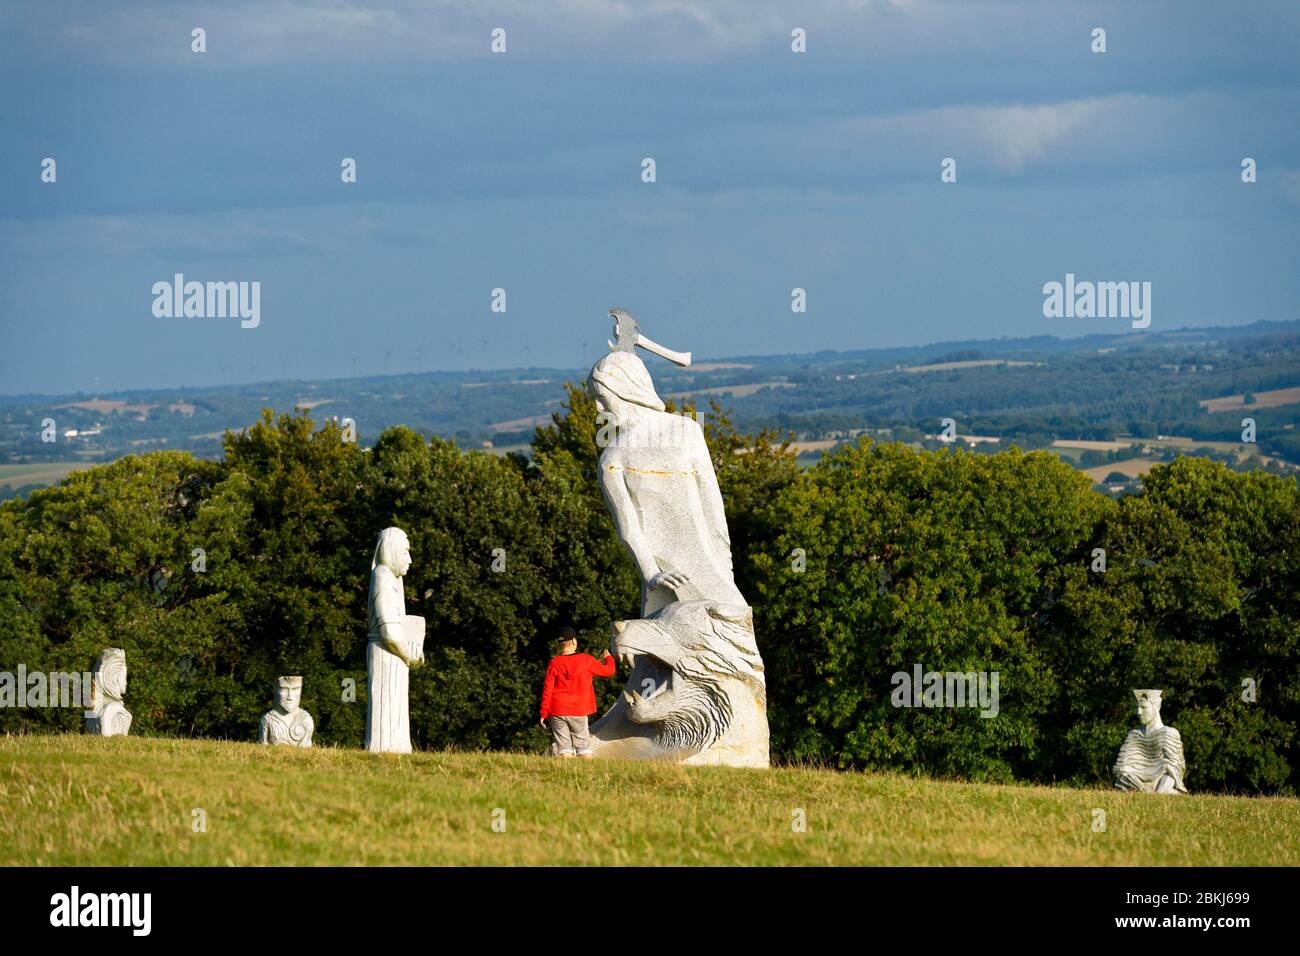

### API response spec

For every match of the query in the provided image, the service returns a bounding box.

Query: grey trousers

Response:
[548,715,592,756]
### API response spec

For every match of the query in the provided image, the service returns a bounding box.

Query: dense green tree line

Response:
[2,395,1296,792]
[749,446,1298,792]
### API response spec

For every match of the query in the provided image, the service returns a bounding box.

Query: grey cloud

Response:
[5,0,1296,68]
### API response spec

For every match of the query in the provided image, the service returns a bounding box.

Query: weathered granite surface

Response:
[587,310,769,768]
[1114,689,1188,794]
[260,676,314,747]
[85,648,132,737]
[366,527,424,753]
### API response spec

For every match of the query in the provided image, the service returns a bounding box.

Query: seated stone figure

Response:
[85,648,132,737]
[259,676,314,747]
[1113,689,1188,794]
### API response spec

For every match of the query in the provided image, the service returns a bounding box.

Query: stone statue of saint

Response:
[366,527,425,753]
[1113,689,1188,794]
[260,676,314,747]
[85,648,132,737]
[586,311,768,767]
[588,348,746,617]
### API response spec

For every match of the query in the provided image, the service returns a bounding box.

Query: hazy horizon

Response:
[2,317,1295,403]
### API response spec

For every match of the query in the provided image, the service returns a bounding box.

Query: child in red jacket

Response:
[540,626,616,758]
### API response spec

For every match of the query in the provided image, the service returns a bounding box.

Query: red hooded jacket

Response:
[540,652,616,720]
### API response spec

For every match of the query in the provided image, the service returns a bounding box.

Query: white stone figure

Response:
[85,648,132,737]
[365,527,425,753]
[590,349,745,616]
[1113,689,1188,794]
[260,676,314,747]
[587,309,769,767]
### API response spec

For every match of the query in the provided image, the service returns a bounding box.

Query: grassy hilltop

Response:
[2,736,1297,866]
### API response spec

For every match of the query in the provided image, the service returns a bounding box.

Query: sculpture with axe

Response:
[607,308,692,367]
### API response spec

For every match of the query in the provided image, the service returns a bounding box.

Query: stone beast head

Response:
[593,600,768,767]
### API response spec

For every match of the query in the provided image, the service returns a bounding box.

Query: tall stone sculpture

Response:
[588,309,769,768]
[366,527,425,753]
[260,676,314,747]
[85,648,132,737]
[1113,689,1188,794]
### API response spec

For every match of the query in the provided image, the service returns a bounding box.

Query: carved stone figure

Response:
[1113,689,1188,794]
[587,309,769,767]
[85,648,132,737]
[366,527,424,753]
[260,676,314,747]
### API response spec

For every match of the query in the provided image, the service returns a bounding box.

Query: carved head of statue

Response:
[372,527,411,578]
[92,648,128,703]
[1134,689,1163,727]
[588,350,665,417]
[274,676,303,714]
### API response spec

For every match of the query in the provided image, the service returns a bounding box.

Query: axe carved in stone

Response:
[607,308,692,367]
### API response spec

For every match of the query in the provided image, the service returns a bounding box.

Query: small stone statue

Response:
[260,676,314,747]
[1113,689,1188,794]
[365,527,425,753]
[85,648,132,737]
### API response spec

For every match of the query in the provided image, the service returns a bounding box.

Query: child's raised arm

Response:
[591,650,616,678]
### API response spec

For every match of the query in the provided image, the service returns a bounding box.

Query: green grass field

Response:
[2,735,1296,866]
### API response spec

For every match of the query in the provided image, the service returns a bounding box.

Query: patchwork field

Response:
[1084,459,1158,483]
[53,399,155,416]
[1199,385,1300,413]
[1053,439,1132,452]
[1146,436,1248,453]
[0,462,95,490]
[488,415,553,432]
[901,359,1043,373]
[2,736,1296,866]
[668,382,797,399]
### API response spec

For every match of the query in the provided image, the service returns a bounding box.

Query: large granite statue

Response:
[85,648,132,737]
[588,309,769,768]
[1113,689,1188,794]
[260,676,314,747]
[366,527,425,753]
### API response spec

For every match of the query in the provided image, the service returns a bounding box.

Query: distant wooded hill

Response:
[3,320,1299,499]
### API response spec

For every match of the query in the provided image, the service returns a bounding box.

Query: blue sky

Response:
[1,0,1298,395]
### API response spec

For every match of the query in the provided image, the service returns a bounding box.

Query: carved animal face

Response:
[612,601,765,756]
